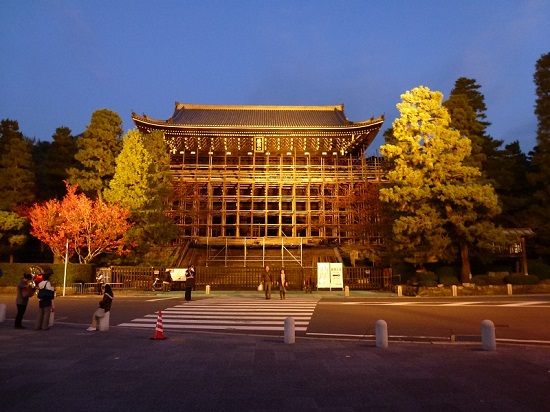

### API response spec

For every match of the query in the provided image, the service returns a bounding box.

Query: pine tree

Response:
[104,130,179,264]
[68,109,123,201]
[0,119,35,211]
[36,126,79,200]
[528,52,550,257]
[380,86,508,282]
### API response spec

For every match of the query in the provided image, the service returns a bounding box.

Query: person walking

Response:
[35,270,55,330]
[262,265,272,300]
[184,264,195,301]
[87,284,114,331]
[14,273,34,329]
[279,268,288,300]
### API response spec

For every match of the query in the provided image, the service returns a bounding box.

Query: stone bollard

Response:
[507,284,513,296]
[0,303,6,323]
[397,285,403,297]
[99,311,110,332]
[344,285,349,297]
[375,319,388,348]
[284,317,295,344]
[481,319,496,351]
[452,285,458,297]
[206,284,211,295]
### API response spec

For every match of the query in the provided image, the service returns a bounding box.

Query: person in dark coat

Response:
[15,273,33,328]
[262,265,272,300]
[185,265,195,301]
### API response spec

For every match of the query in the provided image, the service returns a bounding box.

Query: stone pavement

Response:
[1,320,549,412]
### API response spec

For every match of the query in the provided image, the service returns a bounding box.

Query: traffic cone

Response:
[150,310,167,340]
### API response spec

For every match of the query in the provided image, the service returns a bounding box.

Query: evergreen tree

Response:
[104,129,179,264]
[36,126,79,200]
[380,86,508,282]
[0,119,35,211]
[494,141,531,227]
[447,77,504,176]
[68,109,123,201]
[443,94,485,169]
[528,52,550,257]
[0,211,28,263]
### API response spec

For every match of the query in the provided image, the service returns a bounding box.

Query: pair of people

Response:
[14,268,55,330]
[261,266,288,300]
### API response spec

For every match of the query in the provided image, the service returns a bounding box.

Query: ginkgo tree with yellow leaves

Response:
[380,86,512,283]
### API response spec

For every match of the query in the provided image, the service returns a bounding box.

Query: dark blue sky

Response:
[1,1,549,155]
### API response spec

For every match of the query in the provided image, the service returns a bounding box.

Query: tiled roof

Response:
[163,103,369,128]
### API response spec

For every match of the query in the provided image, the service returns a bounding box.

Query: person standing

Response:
[278,268,288,300]
[35,270,55,330]
[262,265,272,300]
[87,284,114,331]
[95,272,104,295]
[184,264,195,301]
[14,273,33,329]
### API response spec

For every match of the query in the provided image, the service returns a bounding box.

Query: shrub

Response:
[439,276,460,286]
[526,260,550,280]
[471,276,487,286]
[472,275,504,286]
[504,274,540,285]
[434,265,459,279]
[416,271,438,287]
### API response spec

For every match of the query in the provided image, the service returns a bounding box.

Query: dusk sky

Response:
[1,1,549,156]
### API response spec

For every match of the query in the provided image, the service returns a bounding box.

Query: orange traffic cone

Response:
[150,310,167,340]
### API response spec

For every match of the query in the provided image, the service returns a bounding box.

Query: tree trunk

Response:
[460,241,471,283]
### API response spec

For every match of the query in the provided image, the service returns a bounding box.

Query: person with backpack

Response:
[35,270,55,330]
[14,273,34,329]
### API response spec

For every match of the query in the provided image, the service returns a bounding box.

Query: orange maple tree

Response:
[28,183,134,264]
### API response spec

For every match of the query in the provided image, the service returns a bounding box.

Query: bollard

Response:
[206,284,211,295]
[481,319,496,351]
[344,285,349,297]
[375,319,388,348]
[507,284,513,296]
[397,285,403,297]
[99,311,110,331]
[452,285,458,297]
[0,303,6,323]
[284,317,295,344]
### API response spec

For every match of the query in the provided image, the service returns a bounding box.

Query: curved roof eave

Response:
[132,114,384,133]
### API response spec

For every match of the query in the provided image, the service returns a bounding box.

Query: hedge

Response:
[0,263,94,287]
[504,274,540,285]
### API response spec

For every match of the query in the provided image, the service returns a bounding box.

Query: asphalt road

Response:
[3,292,550,344]
[310,296,550,343]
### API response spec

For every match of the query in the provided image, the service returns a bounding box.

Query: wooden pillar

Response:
[521,236,528,276]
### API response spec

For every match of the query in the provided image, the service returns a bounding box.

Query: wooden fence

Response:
[97,265,397,292]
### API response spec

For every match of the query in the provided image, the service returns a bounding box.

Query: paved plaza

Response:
[1,318,550,411]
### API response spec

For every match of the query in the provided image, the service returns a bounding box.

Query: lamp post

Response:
[63,238,69,297]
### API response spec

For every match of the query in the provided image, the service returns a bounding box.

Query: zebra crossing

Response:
[328,300,550,308]
[118,298,320,334]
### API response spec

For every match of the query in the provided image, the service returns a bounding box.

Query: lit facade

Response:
[132,103,384,246]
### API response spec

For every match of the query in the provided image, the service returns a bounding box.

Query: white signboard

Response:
[330,263,343,289]
[168,268,187,281]
[316,262,331,289]
[316,262,343,290]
